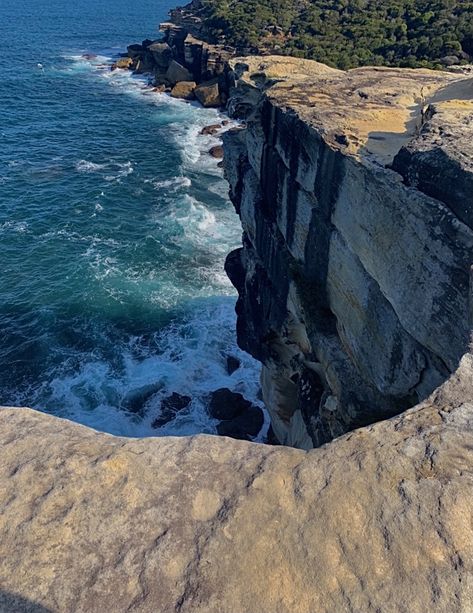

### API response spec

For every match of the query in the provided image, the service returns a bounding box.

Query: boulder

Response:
[226,354,241,375]
[148,42,174,70]
[199,124,221,136]
[111,57,133,70]
[217,406,264,439]
[126,43,143,59]
[209,145,224,159]
[166,60,194,85]
[170,81,197,100]
[216,421,250,441]
[194,80,222,107]
[123,383,162,415]
[151,392,192,428]
[208,388,252,420]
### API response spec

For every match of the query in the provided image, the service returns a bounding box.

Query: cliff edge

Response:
[224,56,473,448]
[1,354,473,612]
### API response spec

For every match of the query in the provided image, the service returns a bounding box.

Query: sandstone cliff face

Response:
[2,355,473,612]
[224,57,473,448]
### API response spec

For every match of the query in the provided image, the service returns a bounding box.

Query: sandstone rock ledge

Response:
[2,357,473,612]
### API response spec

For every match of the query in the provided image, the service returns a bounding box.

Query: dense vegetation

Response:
[198,0,473,69]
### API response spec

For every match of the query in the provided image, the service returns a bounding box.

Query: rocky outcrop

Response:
[224,56,473,448]
[170,80,196,100]
[1,355,473,612]
[117,13,234,107]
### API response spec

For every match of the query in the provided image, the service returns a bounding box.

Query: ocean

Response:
[0,0,263,436]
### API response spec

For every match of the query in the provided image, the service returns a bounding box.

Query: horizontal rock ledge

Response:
[1,354,473,612]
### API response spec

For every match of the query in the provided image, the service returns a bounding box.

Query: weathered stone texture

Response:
[1,355,473,612]
[224,56,473,448]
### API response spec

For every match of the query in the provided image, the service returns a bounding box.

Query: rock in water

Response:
[226,354,241,375]
[216,405,264,439]
[208,388,252,420]
[1,354,473,611]
[199,123,221,136]
[111,57,133,70]
[170,81,197,100]
[209,145,224,158]
[151,393,192,428]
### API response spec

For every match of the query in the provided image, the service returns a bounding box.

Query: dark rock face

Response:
[166,60,194,85]
[216,405,264,440]
[208,388,251,420]
[152,392,192,428]
[148,42,174,70]
[226,355,241,375]
[223,59,473,449]
[209,388,264,440]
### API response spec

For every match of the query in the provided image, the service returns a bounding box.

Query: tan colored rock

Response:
[209,144,224,158]
[111,57,133,70]
[199,123,221,136]
[194,80,222,107]
[170,81,196,100]
[231,55,473,165]
[1,355,473,612]
[224,55,473,448]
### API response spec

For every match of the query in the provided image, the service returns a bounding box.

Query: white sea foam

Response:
[76,159,106,173]
[43,51,264,440]
[0,221,29,234]
[25,299,266,438]
[104,161,134,182]
[150,176,192,191]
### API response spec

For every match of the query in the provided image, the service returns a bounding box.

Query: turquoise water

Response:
[0,0,261,435]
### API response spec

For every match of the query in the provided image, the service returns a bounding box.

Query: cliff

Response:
[2,354,473,612]
[223,56,473,448]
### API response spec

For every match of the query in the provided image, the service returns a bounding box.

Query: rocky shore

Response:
[114,19,235,107]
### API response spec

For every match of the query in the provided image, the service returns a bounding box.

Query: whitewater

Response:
[0,0,264,438]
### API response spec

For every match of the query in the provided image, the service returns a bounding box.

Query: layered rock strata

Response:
[1,354,473,612]
[122,20,234,106]
[224,57,473,448]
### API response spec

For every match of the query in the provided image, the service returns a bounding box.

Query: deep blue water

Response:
[0,0,262,436]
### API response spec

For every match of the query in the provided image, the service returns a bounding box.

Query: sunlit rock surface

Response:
[1,356,473,611]
[224,56,473,447]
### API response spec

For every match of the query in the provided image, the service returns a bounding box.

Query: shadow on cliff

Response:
[0,590,53,613]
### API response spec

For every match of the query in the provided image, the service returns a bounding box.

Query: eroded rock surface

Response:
[224,56,473,448]
[1,356,473,612]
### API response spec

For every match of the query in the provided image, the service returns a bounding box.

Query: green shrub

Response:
[199,0,473,68]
